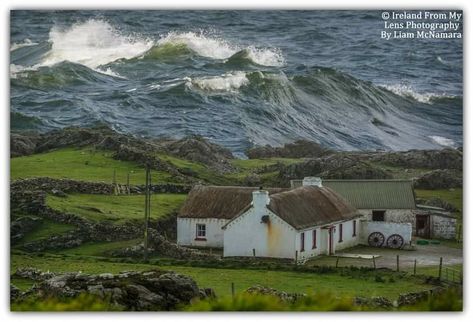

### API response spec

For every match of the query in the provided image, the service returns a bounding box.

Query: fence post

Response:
[336,256,340,268]
[127,172,130,195]
[253,248,256,257]
[231,282,235,298]
[396,255,399,272]
[413,259,417,276]
[438,257,443,279]
[372,255,376,269]
[295,251,298,265]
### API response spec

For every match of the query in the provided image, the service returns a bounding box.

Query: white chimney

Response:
[303,177,322,187]
[252,190,270,209]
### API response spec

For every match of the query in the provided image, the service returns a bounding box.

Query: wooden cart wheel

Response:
[368,232,385,247]
[386,234,404,249]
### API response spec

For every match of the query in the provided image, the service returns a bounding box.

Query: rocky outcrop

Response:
[10,133,38,157]
[414,169,462,189]
[160,135,234,173]
[278,154,392,183]
[12,268,210,311]
[368,148,462,170]
[11,126,235,174]
[246,140,332,159]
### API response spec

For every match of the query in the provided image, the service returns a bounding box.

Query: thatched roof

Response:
[267,186,358,229]
[179,185,358,230]
[178,185,288,219]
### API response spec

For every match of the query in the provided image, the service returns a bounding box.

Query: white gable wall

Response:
[177,217,229,248]
[223,207,296,259]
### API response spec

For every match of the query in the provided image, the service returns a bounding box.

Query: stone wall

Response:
[431,215,457,240]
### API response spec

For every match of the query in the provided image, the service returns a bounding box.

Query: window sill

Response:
[194,237,207,241]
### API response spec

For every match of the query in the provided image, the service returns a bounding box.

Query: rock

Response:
[11,133,37,157]
[21,269,208,311]
[417,197,458,212]
[369,148,462,170]
[243,173,262,186]
[353,296,393,308]
[278,154,391,183]
[10,284,23,301]
[11,216,43,244]
[245,285,304,303]
[161,135,235,173]
[414,169,462,189]
[51,189,67,197]
[246,140,332,159]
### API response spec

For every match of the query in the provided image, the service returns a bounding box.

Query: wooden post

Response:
[231,282,235,298]
[144,166,151,262]
[127,172,130,195]
[295,251,298,265]
[372,255,376,269]
[336,256,340,268]
[112,169,117,195]
[396,255,400,272]
[252,248,256,257]
[438,257,443,279]
[413,259,417,276]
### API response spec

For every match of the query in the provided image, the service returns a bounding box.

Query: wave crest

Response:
[380,84,454,104]
[186,71,249,92]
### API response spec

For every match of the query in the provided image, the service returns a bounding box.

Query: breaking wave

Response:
[10,38,38,51]
[186,71,249,92]
[380,84,453,104]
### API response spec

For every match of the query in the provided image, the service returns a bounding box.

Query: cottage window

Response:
[372,210,385,221]
[312,230,317,249]
[338,223,343,243]
[196,224,206,239]
[352,220,357,237]
[300,232,305,252]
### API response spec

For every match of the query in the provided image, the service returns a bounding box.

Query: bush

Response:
[11,293,118,311]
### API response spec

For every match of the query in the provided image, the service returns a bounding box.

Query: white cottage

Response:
[177,178,361,260]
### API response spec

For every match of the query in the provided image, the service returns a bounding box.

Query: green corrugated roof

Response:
[323,180,416,209]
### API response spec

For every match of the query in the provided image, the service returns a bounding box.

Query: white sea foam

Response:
[10,38,38,51]
[40,19,153,70]
[429,135,456,147]
[158,31,285,67]
[187,71,249,92]
[381,84,450,104]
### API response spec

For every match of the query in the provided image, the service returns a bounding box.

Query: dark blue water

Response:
[10,10,463,156]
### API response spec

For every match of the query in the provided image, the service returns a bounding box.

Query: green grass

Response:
[369,163,432,180]
[46,193,186,223]
[415,188,463,212]
[11,147,174,184]
[11,253,433,300]
[20,219,76,243]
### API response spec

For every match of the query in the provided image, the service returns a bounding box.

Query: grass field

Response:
[10,253,434,300]
[46,193,187,223]
[11,147,174,184]
[19,219,76,243]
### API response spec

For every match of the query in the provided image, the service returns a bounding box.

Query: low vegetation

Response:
[46,193,187,223]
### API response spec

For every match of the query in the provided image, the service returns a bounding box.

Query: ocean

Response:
[10,10,463,156]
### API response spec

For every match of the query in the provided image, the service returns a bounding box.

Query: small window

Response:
[312,230,317,249]
[352,220,357,237]
[300,232,305,252]
[372,210,386,221]
[339,223,343,243]
[196,224,206,239]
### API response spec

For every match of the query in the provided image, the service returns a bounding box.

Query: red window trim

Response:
[300,232,305,252]
[339,223,343,243]
[312,229,317,249]
[352,220,357,237]
[196,223,206,239]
